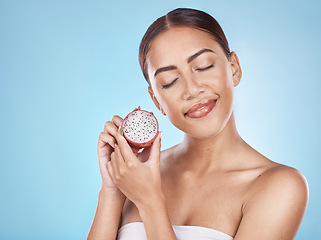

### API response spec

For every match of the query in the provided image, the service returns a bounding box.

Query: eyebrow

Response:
[187,48,215,63]
[154,48,215,78]
[154,65,177,78]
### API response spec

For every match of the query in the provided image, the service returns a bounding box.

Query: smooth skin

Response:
[87,27,308,240]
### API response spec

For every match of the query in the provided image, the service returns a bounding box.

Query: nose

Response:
[183,76,205,100]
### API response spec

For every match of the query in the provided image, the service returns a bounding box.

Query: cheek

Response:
[162,97,180,116]
[156,94,183,126]
[154,90,179,113]
[204,65,235,115]
[211,64,234,94]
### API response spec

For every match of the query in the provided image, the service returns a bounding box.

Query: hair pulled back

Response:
[139,8,231,84]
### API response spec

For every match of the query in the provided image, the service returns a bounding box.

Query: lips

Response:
[185,99,217,119]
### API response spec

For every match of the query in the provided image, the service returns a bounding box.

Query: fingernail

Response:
[119,127,124,136]
[159,131,163,139]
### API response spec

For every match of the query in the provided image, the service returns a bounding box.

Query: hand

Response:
[106,127,163,209]
[97,115,123,190]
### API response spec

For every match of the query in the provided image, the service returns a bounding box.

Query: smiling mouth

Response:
[185,99,217,119]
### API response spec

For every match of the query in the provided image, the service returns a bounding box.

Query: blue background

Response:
[0,0,320,239]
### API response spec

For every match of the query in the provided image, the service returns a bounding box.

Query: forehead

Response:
[147,26,223,68]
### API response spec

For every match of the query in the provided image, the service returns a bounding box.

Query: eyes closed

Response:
[162,64,214,89]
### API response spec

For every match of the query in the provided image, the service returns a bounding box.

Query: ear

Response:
[229,52,242,87]
[148,86,166,115]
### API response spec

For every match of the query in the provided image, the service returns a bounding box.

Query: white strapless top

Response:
[117,222,233,240]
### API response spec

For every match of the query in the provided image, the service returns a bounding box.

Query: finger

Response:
[111,115,124,129]
[149,131,162,164]
[103,121,118,136]
[114,144,126,167]
[109,152,121,183]
[136,146,151,163]
[106,160,115,181]
[110,148,127,186]
[98,132,116,149]
[114,127,137,164]
[131,146,142,156]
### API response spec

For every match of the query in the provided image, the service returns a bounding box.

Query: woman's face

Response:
[146,26,241,139]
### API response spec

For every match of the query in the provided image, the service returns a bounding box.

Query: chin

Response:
[167,105,233,139]
[173,118,225,140]
[187,126,224,140]
[185,111,234,139]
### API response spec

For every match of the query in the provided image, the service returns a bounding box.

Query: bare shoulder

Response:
[236,163,309,239]
[245,162,309,212]
[250,164,309,201]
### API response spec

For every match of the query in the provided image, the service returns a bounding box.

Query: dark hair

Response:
[139,8,231,84]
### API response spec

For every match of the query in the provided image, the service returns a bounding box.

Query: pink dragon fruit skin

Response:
[121,107,159,148]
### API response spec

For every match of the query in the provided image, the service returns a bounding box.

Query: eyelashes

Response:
[162,78,178,89]
[161,64,214,89]
[196,64,214,72]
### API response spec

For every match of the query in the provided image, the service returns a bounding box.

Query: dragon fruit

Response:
[121,107,159,148]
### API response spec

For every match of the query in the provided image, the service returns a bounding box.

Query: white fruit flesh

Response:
[122,110,158,144]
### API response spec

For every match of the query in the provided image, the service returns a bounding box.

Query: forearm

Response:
[138,194,177,240]
[87,188,126,240]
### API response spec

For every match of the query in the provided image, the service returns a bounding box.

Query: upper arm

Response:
[234,167,309,240]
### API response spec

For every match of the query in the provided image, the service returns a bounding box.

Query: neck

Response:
[178,112,246,173]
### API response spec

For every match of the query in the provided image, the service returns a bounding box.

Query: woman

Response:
[87,8,308,240]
